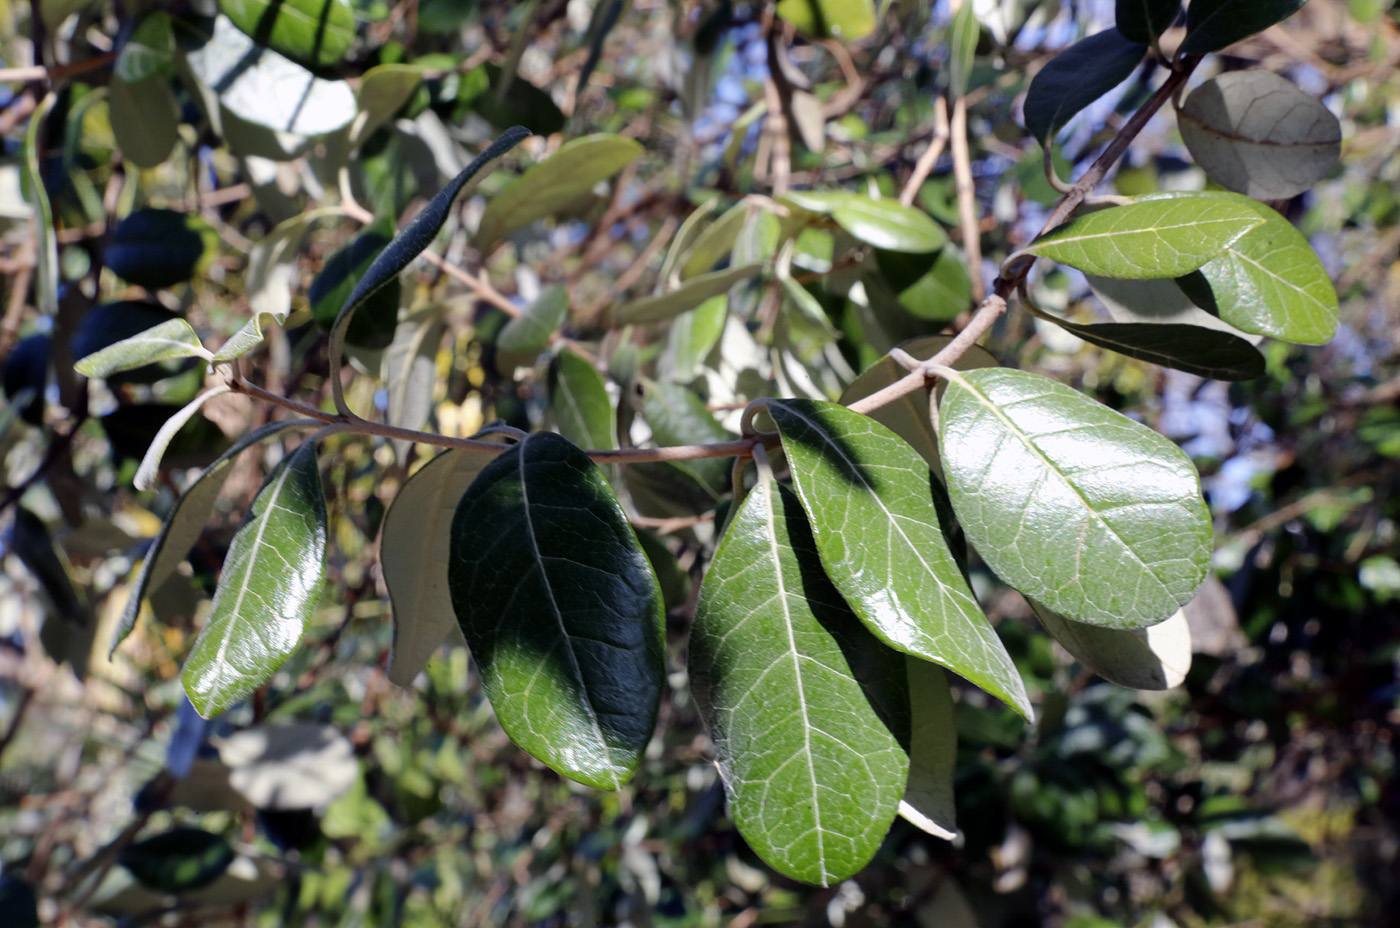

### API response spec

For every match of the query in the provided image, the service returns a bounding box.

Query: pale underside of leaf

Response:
[76,318,210,378]
[1032,600,1192,689]
[899,657,957,838]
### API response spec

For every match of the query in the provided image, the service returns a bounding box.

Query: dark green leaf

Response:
[612,264,762,324]
[467,63,566,136]
[550,348,616,450]
[1182,0,1307,54]
[641,380,734,495]
[183,440,327,717]
[938,368,1211,627]
[219,0,355,71]
[119,828,235,893]
[476,134,641,245]
[105,209,216,289]
[1115,0,1180,43]
[875,248,972,321]
[2,335,48,426]
[784,190,946,253]
[1037,319,1265,380]
[311,218,401,349]
[1024,195,1263,278]
[109,74,180,169]
[770,399,1030,717]
[690,472,908,886]
[498,286,569,354]
[116,11,176,82]
[1022,30,1146,145]
[449,432,664,789]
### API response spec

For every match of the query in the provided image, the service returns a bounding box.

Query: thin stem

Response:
[950,95,983,300]
[900,97,950,207]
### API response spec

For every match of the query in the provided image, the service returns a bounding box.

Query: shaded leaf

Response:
[875,248,972,322]
[448,432,664,789]
[1024,195,1263,278]
[106,208,216,289]
[641,380,734,495]
[938,368,1212,627]
[770,399,1030,717]
[498,285,568,354]
[784,190,946,253]
[1182,0,1307,54]
[1115,0,1180,44]
[109,74,180,169]
[219,0,355,71]
[1086,274,1259,341]
[612,264,763,324]
[477,134,641,245]
[310,217,401,349]
[467,63,566,136]
[690,472,908,886]
[384,309,447,463]
[1032,601,1191,689]
[1022,30,1146,145]
[183,440,327,717]
[899,658,957,838]
[679,201,747,280]
[382,449,489,686]
[120,828,234,893]
[1178,70,1340,200]
[350,64,423,148]
[550,348,616,450]
[1037,318,1265,380]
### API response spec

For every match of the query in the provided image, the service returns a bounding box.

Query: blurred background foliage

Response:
[0,0,1397,924]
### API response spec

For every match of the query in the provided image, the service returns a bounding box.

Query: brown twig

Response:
[949,95,983,300]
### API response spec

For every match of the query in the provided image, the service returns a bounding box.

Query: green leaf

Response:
[659,294,728,383]
[1036,319,1265,380]
[476,134,642,245]
[119,828,234,893]
[109,74,180,169]
[641,380,734,495]
[550,348,616,450]
[21,94,57,319]
[132,386,233,493]
[105,208,217,289]
[1115,0,1180,44]
[612,264,763,324]
[183,15,357,136]
[947,4,980,98]
[116,11,176,83]
[467,63,566,136]
[899,658,957,838]
[657,199,718,285]
[1022,29,1146,145]
[1178,71,1341,201]
[498,286,568,354]
[384,309,447,462]
[75,316,209,380]
[310,217,401,350]
[449,432,665,789]
[689,472,908,886]
[775,0,876,39]
[350,64,423,148]
[784,191,946,253]
[679,201,747,280]
[1181,0,1307,54]
[1086,274,1257,341]
[219,0,355,71]
[1031,601,1191,689]
[938,368,1212,628]
[769,399,1030,717]
[212,308,311,362]
[875,248,972,322]
[382,450,488,686]
[1157,192,1338,344]
[183,440,328,717]
[1023,195,1263,278]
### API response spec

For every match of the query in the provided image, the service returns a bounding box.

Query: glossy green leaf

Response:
[350,64,423,148]
[689,472,908,886]
[641,380,734,495]
[183,440,328,717]
[383,450,488,686]
[1115,0,1180,43]
[659,295,727,383]
[116,11,176,83]
[899,658,957,838]
[1157,192,1338,344]
[1022,29,1146,144]
[784,191,946,253]
[1181,0,1307,54]
[1178,71,1340,200]
[106,209,217,289]
[938,368,1212,627]
[612,264,762,324]
[775,0,876,39]
[875,247,973,322]
[76,317,209,380]
[769,399,1031,717]
[550,348,616,450]
[477,134,642,245]
[1023,195,1263,278]
[498,286,568,354]
[449,432,664,789]
[1031,600,1191,689]
[183,15,356,136]
[120,828,234,893]
[109,74,179,168]
[1037,319,1265,380]
[948,4,980,98]
[219,0,355,71]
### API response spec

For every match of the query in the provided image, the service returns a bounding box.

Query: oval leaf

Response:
[1182,0,1307,54]
[106,208,216,289]
[448,432,664,789]
[1086,274,1259,341]
[183,440,328,717]
[1022,29,1146,145]
[75,314,210,380]
[641,380,734,496]
[938,368,1212,628]
[382,449,488,686]
[477,134,643,246]
[1178,70,1341,200]
[769,399,1031,718]
[1023,195,1264,278]
[899,658,957,838]
[549,348,617,450]
[612,264,762,325]
[498,286,569,354]
[659,295,728,383]
[775,0,876,39]
[784,190,946,253]
[219,0,355,71]
[350,64,422,148]
[690,472,909,886]
[109,74,180,169]
[1032,600,1192,689]
[1037,318,1265,380]
[119,828,234,893]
